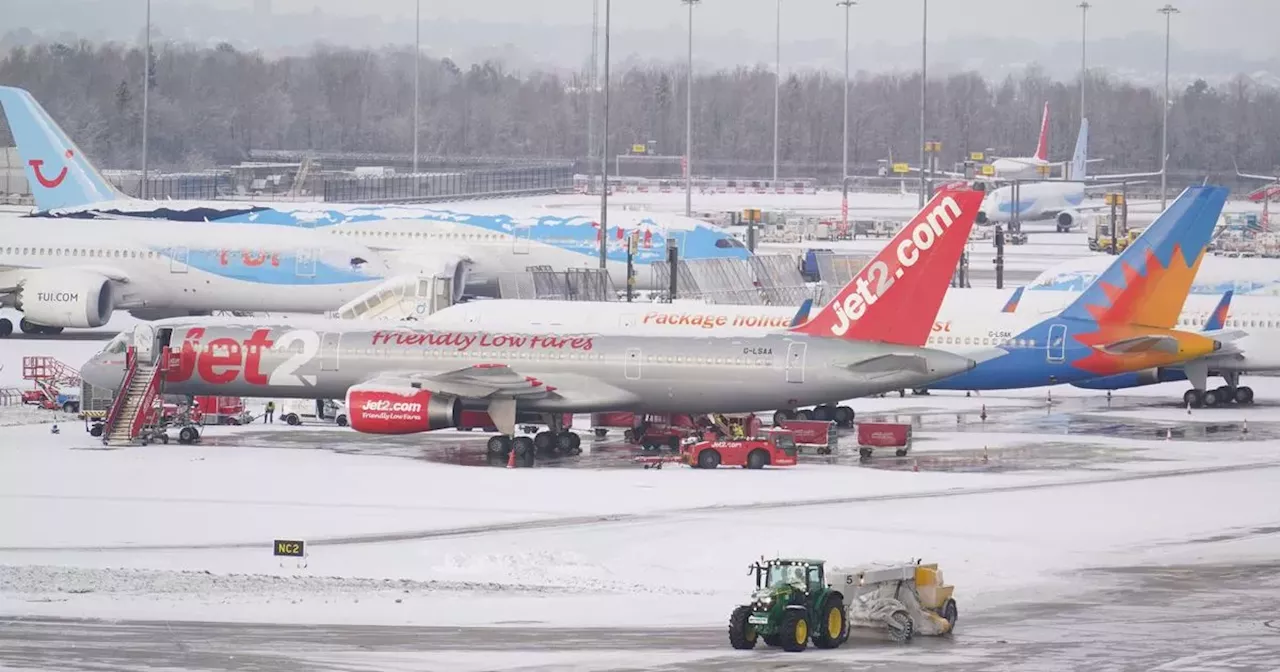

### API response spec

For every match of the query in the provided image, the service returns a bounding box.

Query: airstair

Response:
[99,346,168,447]
[21,357,82,411]
[335,274,455,321]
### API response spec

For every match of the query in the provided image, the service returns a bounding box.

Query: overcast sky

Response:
[263,0,1277,59]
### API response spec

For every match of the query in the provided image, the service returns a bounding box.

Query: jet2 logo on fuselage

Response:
[27,149,75,189]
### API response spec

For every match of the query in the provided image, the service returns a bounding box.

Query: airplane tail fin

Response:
[789,299,814,327]
[789,186,984,346]
[1070,118,1089,181]
[1056,185,1230,329]
[1204,290,1233,331]
[1034,102,1050,162]
[1001,287,1025,314]
[0,86,124,211]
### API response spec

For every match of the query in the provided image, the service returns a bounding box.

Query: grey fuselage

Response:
[81,319,974,415]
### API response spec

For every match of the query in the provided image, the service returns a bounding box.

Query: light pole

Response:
[772,0,781,184]
[683,0,700,218]
[413,0,420,175]
[837,0,856,231]
[141,0,151,198]
[588,0,599,169]
[1077,1,1089,125]
[918,0,927,208]
[599,0,611,269]
[1158,3,1179,210]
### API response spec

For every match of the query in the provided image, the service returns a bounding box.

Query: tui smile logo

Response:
[28,149,73,188]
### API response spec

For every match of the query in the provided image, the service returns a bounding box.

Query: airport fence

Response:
[497,267,617,301]
[812,252,873,289]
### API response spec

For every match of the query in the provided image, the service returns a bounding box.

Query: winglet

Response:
[0,86,124,211]
[1055,185,1229,329]
[790,186,983,346]
[1001,287,1025,314]
[1204,290,1233,331]
[789,298,814,327]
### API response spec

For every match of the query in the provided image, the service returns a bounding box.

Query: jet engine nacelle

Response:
[344,382,462,434]
[15,269,115,328]
[1056,210,1081,232]
[1072,367,1187,391]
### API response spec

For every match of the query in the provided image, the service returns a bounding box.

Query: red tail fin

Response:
[790,187,983,346]
[1034,101,1050,161]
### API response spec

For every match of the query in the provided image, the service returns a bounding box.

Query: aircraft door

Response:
[513,225,531,255]
[1046,324,1067,363]
[295,248,317,279]
[320,332,341,371]
[785,341,806,383]
[625,348,642,380]
[133,323,156,364]
[169,246,189,273]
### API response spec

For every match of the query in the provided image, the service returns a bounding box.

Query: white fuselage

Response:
[990,158,1052,182]
[0,217,396,317]
[979,181,1086,224]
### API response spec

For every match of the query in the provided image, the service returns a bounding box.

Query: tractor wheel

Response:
[696,449,721,470]
[335,414,348,427]
[813,596,847,649]
[728,605,757,650]
[941,598,958,633]
[179,427,198,444]
[285,414,301,426]
[746,449,769,470]
[762,634,780,647]
[89,424,103,438]
[889,611,914,643]
[778,611,809,652]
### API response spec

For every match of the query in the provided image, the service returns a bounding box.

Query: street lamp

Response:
[837,0,857,231]
[599,0,611,269]
[1077,1,1090,124]
[413,0,420,175]
[682,0,701,218]
[918,0,928,208]
[772,0,781,184]
[141,0,151,198]
[1158,3,1179,211]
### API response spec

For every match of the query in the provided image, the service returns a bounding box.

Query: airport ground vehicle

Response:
[728,558,849,652]
[683,429,799,469]
[728,558,958,653]
[856,422,912,458]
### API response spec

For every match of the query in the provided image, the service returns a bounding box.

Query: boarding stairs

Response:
[21,357,82,410]
[100,346,168,447]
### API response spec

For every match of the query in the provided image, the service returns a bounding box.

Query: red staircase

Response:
[100,346,172,447]
[21,357,82,410]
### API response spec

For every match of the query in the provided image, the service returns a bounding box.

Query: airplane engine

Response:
[1072,367,1187,390]
[14,269,115,328]
[1056,210,1081,232]
[344,382,462,434]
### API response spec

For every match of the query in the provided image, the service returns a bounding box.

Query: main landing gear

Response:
[0,317,64,337]
[484,414,582,465]
[773,405,855,428]
[1184,372,1254,409]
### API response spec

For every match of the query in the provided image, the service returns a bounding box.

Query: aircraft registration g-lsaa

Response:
[420,186,1233,396]
[0,216,396,338]
[79,187,987,452]
[0,86,750,299]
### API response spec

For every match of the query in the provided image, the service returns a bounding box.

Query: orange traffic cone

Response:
[507,445,517,469]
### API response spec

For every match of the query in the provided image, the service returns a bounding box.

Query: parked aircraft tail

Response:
[789,299,814,327]
[1056,185,1230,330]
[1000,287,1025,314]
[0,86,124,211]
[1034,102,1050,162]
[1069,118,1089,181]
[1204,290,1233,331]
[790,186,983,346]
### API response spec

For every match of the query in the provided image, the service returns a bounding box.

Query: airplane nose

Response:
[80,355,125,392]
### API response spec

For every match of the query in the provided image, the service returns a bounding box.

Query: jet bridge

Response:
[334,274,455,321]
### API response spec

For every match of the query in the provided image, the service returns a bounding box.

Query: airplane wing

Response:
[378,364,558,400]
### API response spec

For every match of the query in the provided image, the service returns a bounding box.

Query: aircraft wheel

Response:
[512,436,534,457]
[487,435,511,456]
[1237,386,1255,405]
[1203,389,1221,408]
[795,409,814,421]
[0,318,12,337]
[1183,389,1203,409]
[533,431,556,453]
[19,318,41,334]
[812,405,833,422]
[834,406,855,427]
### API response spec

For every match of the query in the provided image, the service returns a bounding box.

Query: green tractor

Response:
[728,558,848,652]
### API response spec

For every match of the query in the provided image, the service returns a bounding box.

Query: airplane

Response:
[1024,253,1280,297]
[986,102,1054,181]
[0,86,750,300]
[973,119,1163,232]
[416,187,1231,395]
[0,217,397,337]
[78,187,987,453]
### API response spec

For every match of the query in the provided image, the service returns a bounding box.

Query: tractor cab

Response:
[730,557,848,652]
[754,558,825,595]
[763,429,799,457]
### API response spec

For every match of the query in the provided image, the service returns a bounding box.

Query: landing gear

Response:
[18,318,63,336]
[0,318,11,338]
[774,406,854,428]
[1184,372,1255,409]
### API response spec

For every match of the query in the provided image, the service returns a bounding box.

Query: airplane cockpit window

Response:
[715,238,746,248]
[350,257,368,268]
[100,332,130,356]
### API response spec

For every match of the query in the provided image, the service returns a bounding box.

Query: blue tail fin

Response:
[1070,118,1089,181]
[789,298,814,327]
[1056,186,1229,329]
[1001,287,1024,314]
[0,86,123,210]
[1204,290,1233,331]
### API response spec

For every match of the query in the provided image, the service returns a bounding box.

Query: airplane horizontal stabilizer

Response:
[1096,335,1181,355]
